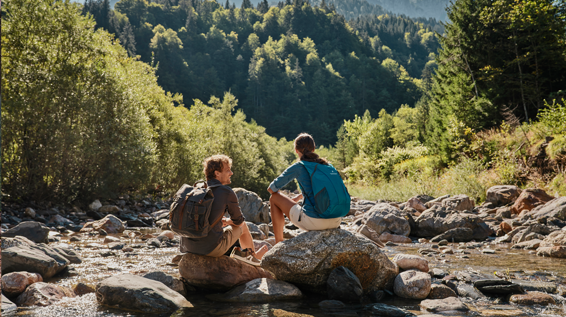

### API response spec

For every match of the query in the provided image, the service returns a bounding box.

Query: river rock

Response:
[2,294,17,316]
[247,222,267,240]
[96,274,193,313]
[104,236,121,244]
[2,245,69,278]
[15,282,75,306]
[208,278,302,303]
[430,227,473,243]
[98,205,121,214]
[158,230,175,240]
[539,230,566,247]
[392,254,429,273]
[89,199,102,211]
[81,214,125,234]
[74,282,96,295]
[456,283,485,299]
[441,194,475,212]
[327,266,363,303]
[413,205,492,239]
[233,188,270,224]
[474,279,524,295]
[511,280,557,293]
[319,299,345,310]
[261,228,398,293]
[427,284,457,299]
[509,291,556,306]
[407,197,427,212]
[511,189,554,215]
[143,271,186,296]
[379,232,412,243]
[512,239,542,250]
[1,236,35,249]
[356,225,385,246]
[49,215,74,226]
[179,253,272,291]
[425,195,450,208]
[419,297,469,313]
[360,203,410,236]
[486,185,522,207]
[1,271,43,298]
[537,246,566,258]
[393,270,431,299]
[2,221,50,243]
[365,303,416,316]
[520,196,566,221]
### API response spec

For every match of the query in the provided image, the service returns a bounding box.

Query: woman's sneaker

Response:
[230,247,261,267]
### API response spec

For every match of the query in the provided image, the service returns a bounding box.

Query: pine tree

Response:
[257,0,269,13]
[241,0,253,10]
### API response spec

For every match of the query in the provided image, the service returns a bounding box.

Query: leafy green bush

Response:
[538,98,566,135]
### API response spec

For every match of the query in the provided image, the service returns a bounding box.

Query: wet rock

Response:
[2,221,50,243]
[520,196,566,221]
[511,280,557,293]
[365,303,416,316]
[15,282,75,306]
[81,214,125,234]
[327,266,363,303]
[143,271,186,296]
[2,244,69,278]
[233,188,270,224]
[511,189,554,215]
[360,203,410,236]
[419,297,469,313]
[1,271,43,298]
[2,294,17,316]
[261,229,398,294]
[379,232,412,243]
[474,279,525,295]
[413,206,492,239]
[509,291,556,306]
[456,283,485,299]
[430,228,473,243]
[407,197,427,212]
[427,284,457,299]
[486,185,522,207]
[392,254,429,273]
[208,278,302,303]
[441,194,475,212]
[394,270,431,299]
[179,253,272,291]
[318,299,345,310]
[96,274,193,313]
[73,282,96,296]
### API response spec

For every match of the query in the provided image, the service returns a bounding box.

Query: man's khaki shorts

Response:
[206,225,243,257]
[289,204,342,231]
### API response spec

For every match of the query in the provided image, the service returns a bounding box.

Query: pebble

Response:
[482,249,495,254]
[438,239,448,246]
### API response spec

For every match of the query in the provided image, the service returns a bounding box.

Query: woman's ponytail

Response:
[294,133,329,165]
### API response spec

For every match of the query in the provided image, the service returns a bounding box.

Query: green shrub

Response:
[538,98,566,135]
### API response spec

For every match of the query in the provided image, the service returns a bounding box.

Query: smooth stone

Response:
[392,254,429,273]
[179,253,273,291]
[207,278,302,302]
[2,221,50,243]
[509,291,556,306]
[15,282,75,306]
[327,266,363,303]
[1,271,43,297]
[95,273,193,313]
[1,294,18,316]
[80,215,125,234]
[261,228,398,294]
[427,284,457,299]
[419,297,469,313]
[394,270,431,299]
[456,283,486,299]
[74,282,96,296]
[474,279,525,295]
[103,236,121,244]
[143,271,186,296]
[365,303,416,316]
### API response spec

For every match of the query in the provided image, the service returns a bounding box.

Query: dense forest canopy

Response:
[81,0,441,145]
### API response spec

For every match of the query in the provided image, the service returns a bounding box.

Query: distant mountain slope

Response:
[367,0,450,21]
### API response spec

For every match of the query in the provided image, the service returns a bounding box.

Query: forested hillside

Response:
[83,0,440,144]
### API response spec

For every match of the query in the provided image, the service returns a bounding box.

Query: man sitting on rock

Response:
[179,154,268,266]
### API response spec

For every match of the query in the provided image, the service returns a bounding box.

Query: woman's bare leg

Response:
[269,192,298,243]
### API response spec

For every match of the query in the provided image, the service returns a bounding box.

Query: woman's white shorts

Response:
[288,204,342,231]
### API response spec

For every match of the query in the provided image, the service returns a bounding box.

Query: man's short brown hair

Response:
[203,155,232,181]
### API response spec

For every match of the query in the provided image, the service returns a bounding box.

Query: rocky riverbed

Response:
[2,185,566,316]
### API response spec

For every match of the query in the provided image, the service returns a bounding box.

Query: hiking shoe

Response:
[230,247,261,267]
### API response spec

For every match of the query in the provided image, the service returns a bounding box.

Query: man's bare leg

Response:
[237,223,269,259]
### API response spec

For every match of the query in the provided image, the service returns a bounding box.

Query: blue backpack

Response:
[299,161,351,218]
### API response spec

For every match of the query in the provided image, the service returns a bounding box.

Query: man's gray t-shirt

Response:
[179,179,245,255]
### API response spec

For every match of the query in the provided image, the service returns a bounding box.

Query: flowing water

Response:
[13,230,566,317]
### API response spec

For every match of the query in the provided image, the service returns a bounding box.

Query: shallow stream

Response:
[15,230,566,317]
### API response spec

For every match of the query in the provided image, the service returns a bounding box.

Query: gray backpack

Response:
[169,181,222,238]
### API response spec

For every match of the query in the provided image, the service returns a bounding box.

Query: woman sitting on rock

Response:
[268,133,350,244]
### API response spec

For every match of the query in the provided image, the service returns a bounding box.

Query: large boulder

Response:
[393,270,431,299]
[520,197,566,221]
[208,278,302,303]
[2,244,69,278]
[15,282,75,306]
[80,214,125,234]
[360,203,410,236]
[261,229,398,294]
[413,205,492,239]
[441,194,475,212]
[233,188,270,224]
[2,221,50,243]
[1,271,43,298]
[96,274,193,313]
[2,294,17,316]
[485,185,522,207]
[511,189,554,215]
[179,253,273,291]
